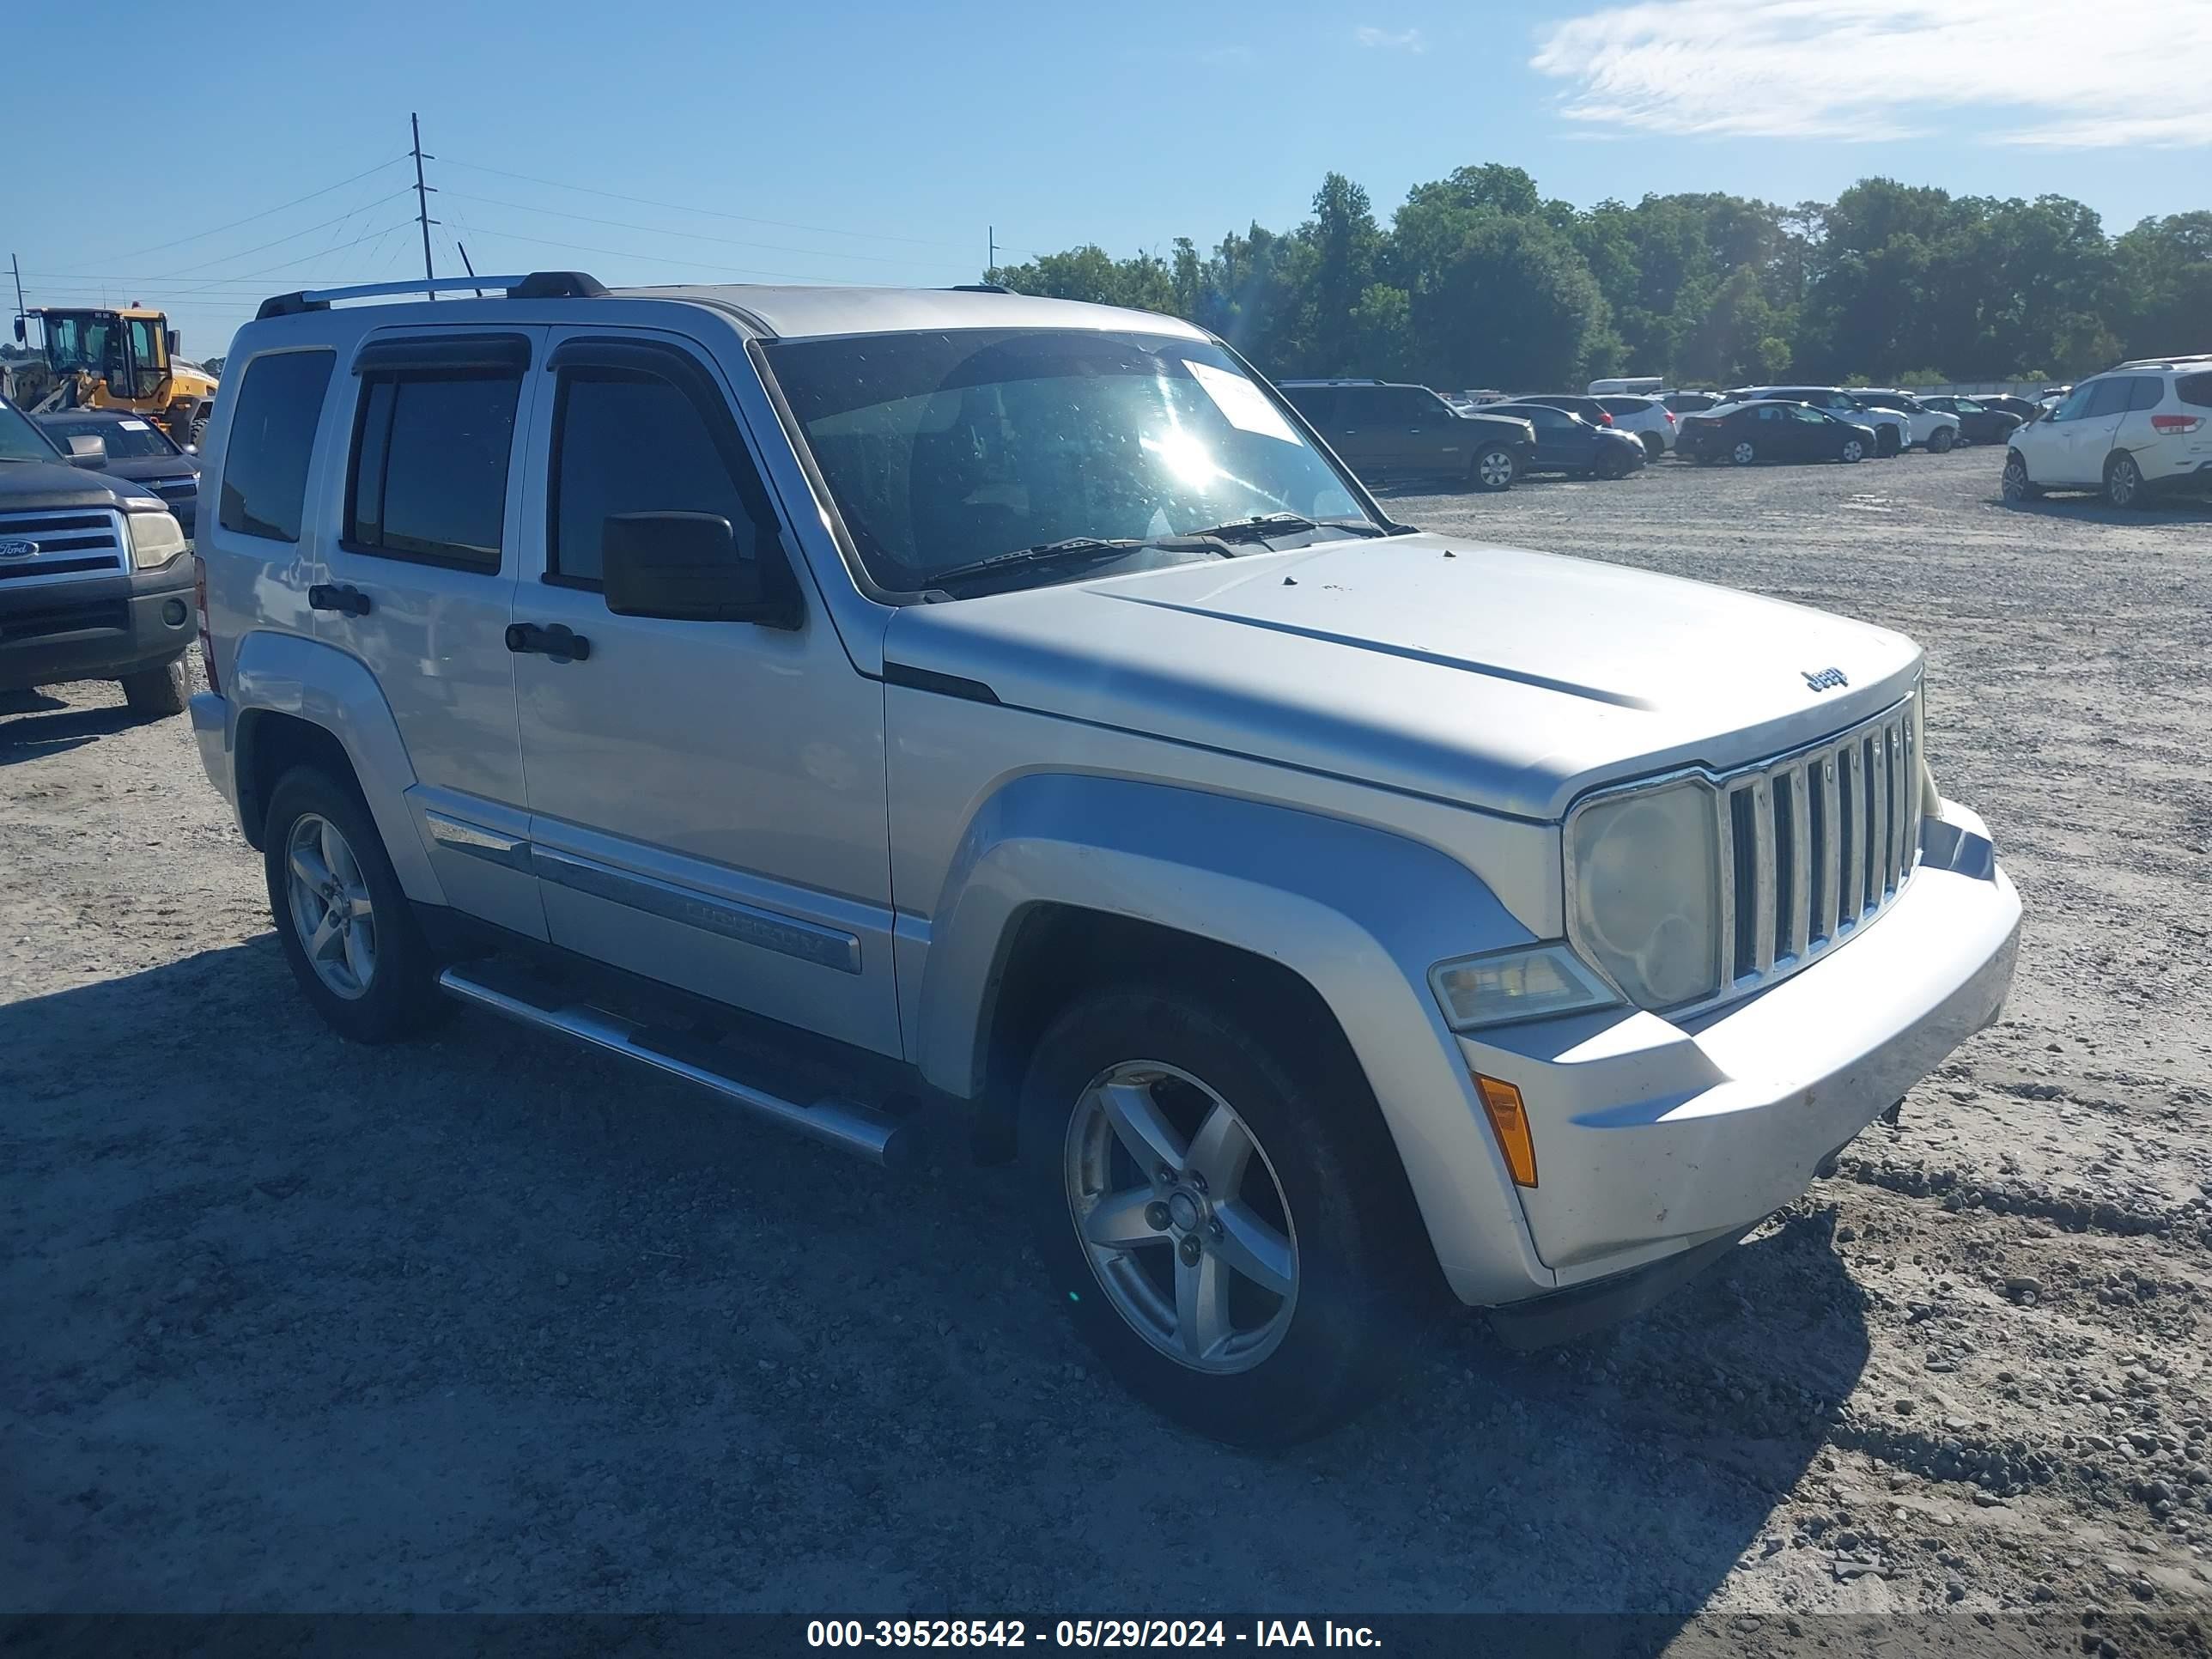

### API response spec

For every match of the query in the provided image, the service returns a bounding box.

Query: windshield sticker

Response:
[1185,361,1300,444]
[118,419,151,430]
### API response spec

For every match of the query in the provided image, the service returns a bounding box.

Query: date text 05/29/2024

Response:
[806,1620,1382,1649]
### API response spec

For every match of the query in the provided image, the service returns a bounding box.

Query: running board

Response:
[436,964,913,1169]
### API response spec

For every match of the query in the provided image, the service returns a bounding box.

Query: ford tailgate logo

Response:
[1802,666,1848,693]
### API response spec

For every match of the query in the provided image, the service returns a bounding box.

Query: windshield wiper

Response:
[1184,513,1393,543]
[922,534,1230,593]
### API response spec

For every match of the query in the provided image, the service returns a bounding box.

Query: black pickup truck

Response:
[1,395,196,717]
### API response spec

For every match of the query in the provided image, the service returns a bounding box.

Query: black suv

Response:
[0,395,196,716]
[1279,380,1534,491]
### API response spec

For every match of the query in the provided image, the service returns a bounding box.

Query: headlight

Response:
[1567,779,1723,1009]
[125,506,187,569]
[1430,945,1618,1032]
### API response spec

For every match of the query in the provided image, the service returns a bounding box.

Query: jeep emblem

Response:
[0,538,37,559]
[1802,666,1848,693]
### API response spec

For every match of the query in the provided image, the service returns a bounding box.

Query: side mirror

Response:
[165,329,179,358]
[66,433,109,468]
[601,511,796,626]
[11,317,23,343]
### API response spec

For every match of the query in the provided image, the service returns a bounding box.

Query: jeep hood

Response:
[880,534,1923,822]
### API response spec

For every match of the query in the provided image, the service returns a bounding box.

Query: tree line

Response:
[984,166,2210,392]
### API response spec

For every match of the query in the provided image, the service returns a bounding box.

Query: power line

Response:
[438,155,993,253]
[441,191,973,270]
[155,193,414,278]
[97,155,410,263]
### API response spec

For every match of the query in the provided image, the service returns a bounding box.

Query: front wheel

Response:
[1020,984,1429,1445]
[1730,440,1758,465]
[1838,437,1866,464]
[2002,451,2043,501]
[119,657,189,718]
[1875,427,1901,458]
[2105,452,2146,508]
[1468,445,1516,492]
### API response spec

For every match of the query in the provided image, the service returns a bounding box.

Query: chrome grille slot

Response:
[1701,692,1923,1006]
[0,507,129,586]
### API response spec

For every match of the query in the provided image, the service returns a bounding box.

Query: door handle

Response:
[307,582,370,617]
[505,622,591,663]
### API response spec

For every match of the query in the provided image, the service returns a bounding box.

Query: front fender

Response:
[914,772,1557,1304]
[229,629,446,906]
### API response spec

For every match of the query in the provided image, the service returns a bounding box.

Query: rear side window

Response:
[2128,377,2166,411]
[1281,386,1336,423]
[2179,374,2212,410]
[1598,397,1653,416]
[549,370,767,587]
[219,349,335,543]
[346,371,522,570]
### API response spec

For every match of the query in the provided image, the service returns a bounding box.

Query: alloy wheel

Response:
[1063,1060,1298,1374]
[1731,441,1756,465]
[2108,456,2141,507]
[2002,456,2029,500]
[1841,439,1864,463]
[284,813,378,1000]
[1478,449,1515,489]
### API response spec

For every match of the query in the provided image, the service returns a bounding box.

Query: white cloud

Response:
[1355,25,1425,52]
[1531,0,2212,148]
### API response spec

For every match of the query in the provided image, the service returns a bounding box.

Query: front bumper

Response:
[0,560,196,692]
[1461,798,2019,1293]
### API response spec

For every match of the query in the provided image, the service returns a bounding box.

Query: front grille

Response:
[0,596,129,642]
[1717,696,1922,995]
[0,507,129,585]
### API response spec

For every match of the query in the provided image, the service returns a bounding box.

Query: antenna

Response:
[410,112,440,300]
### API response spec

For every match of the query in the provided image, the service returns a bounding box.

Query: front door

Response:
[1785,404,1835,457]
[2063,377,2136,484]
[313,325,547,939]
[508,326,900,1056]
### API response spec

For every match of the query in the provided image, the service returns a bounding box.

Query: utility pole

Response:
[987,226,996,278]
[410,112,440,299]
[9,252,25,334]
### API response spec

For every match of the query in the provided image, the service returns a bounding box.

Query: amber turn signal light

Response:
[1474,1073,1537,1188]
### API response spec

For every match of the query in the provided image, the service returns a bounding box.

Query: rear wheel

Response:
[1730,440,1758,465]
[263,767,447,1043]
[119,657,189,718]
[2002,451,2042,501]
[1020,982,1429,1445]
[1468,445,1516,492]
[1638,431,1665,461]
[2105,452,2146,508]
[1929,426,1956,454]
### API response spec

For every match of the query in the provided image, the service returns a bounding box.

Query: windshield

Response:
[40,313,125,379]
[0,401,63,461]
[763,329,1372,594]
[44,416,176,459]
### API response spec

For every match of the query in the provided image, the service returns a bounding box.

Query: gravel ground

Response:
[3,448,2210,1649]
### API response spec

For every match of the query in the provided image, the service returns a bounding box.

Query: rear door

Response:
[1323,386,1390,477]
[314,326,547,939]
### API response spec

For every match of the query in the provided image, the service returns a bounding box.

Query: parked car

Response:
[36,408,202,537]
[1726,386,1910,456]
[190,273,2019,1446]
[1662,391,1723,415]
[1279,380,1533,492]
[1467,401,1646,479]
[2002,361,2212,507]
[1594,395,1677,459]
[1454,388,1511,406]
[1587,377,1662,398]
[1912,396,2022,447]
[1849,390,1961,453]
[1515,393,1617,429]
[0,394,196,715]
[1677,399,1879,466]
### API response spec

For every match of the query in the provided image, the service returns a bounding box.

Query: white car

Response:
[1594,394,1677,458]
[188,271,2021,1444]
[1850,389,1961,453]
[2002,358,2212,507]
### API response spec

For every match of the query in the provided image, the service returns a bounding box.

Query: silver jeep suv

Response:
[189,272,2021,1443]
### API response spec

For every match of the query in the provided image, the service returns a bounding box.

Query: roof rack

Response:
[946,283,1012,295]
[2114,353,2212,369]
[256,270,606,321]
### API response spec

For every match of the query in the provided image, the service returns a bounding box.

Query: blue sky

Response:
[11,0,2205,362]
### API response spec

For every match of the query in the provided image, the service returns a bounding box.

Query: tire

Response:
[1638,431,1665,461]
[2002,451,2043,501]
[2104,452,2147,509]
[1730,440,1757,466]
[1595,447,1634,480]
[1838,437,1865,464]
[1468,445,1516,493]
[1929,426,1956,454]
[262,766,448,1044]
[188,413,210,450]
[118,657,189,718]
[1019,981,1430,1446]
[1875,427,1901,458]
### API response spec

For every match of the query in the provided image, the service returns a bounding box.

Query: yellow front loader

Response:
[13,305,221,448]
